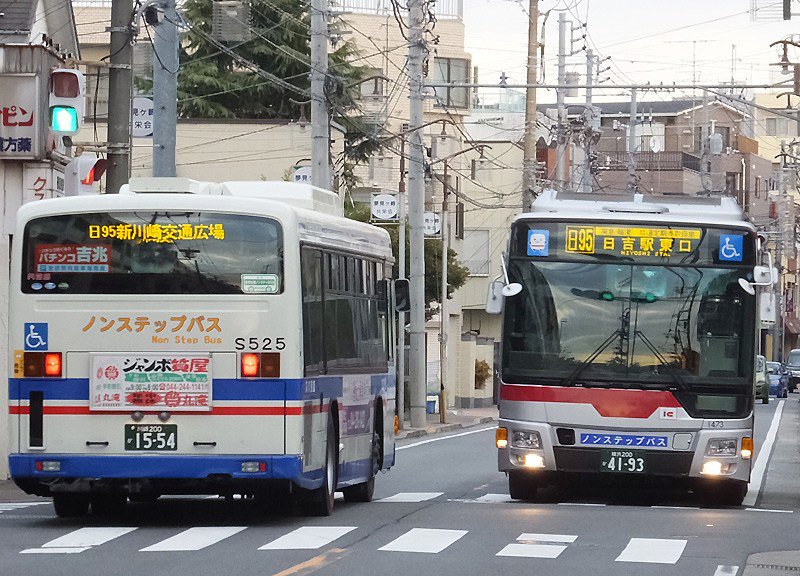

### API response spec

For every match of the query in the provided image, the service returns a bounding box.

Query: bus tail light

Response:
[240,352,281,378]
[23,352,62,378]
[496,427,508,449]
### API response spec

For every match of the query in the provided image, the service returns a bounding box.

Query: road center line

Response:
[397,426,495,450]
[743,399,785,507]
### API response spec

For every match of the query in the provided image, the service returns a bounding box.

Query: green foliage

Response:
[148,0,386,191]
[345,203,469,311]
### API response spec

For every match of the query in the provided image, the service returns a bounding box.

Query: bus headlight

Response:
[706,439,737,457]
[512,430,542,449]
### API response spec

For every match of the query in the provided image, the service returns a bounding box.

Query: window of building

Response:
[462,229,490,276]
[359,67,386,98]
[431,57,470,109]
[766,117,790,136]
[755,177,761,198]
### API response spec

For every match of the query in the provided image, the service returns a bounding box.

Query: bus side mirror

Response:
[394,278,410,312]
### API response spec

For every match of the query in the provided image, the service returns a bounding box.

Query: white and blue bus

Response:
[8,178,397,517]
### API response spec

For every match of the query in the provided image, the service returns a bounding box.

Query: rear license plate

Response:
[600,449,646,473]
[124,424,177,451]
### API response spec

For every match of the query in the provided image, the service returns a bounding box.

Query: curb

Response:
[397,415,496,441]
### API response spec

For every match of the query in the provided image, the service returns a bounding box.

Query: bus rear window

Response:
[22,212,283,294]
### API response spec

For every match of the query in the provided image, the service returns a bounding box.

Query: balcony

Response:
[334,0,462,19]
[596,151,704,172]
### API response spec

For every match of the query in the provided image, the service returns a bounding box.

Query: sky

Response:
[460,0,800,103]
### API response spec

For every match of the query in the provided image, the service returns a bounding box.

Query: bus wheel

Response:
[52,494,90,518]
[508,471,538,501]
[303,416,338,516]
[342,430,381,503]
[91,494,127,517]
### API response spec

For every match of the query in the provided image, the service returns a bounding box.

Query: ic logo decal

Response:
[659,408,677,420]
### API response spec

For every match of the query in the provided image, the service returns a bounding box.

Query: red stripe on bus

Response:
[500,384,681,418]
[9,405,328,416]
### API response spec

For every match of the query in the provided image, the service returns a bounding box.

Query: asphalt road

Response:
[0,399,796,576]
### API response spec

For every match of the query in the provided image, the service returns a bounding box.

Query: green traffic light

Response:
[50,105,78,133]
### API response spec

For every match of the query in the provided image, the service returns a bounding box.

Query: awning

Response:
[784,317,800,335]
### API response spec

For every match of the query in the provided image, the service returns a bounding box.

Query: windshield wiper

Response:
[559,329,622,387]
[633,330,689,393]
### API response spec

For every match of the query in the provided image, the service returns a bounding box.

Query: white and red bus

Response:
[9,178,397,517]
[493,191,763,505]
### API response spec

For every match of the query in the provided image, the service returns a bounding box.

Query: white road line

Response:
[745,507,793,514]
[651,506,701,510]
[557,502,606,507]
[713,566,740,576]
[21,527,137,554]
[258,527,357,550]
[379,528,467,553]
[377,492,443,503]
[475,493,512,503]
[397,426,495,450]
[517,533,578,543]
[743,399,785,507]
[140,527,247,552]
[615,538,687,564]
[497,543,568,558]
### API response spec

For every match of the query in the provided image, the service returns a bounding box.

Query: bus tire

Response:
[303,415,337,516]
[52,494,90,518]
[342,429,380,503]
[508,471,538,501]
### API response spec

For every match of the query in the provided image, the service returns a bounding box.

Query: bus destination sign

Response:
[564,226,702,258]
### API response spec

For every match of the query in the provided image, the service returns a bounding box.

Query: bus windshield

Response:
[22,211,283,294]
[502,260,755,391]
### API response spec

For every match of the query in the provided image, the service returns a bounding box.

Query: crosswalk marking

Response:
[259,527,356,550]
[496,533,578,559]
[140,527,247,552]
[379,528,467,553]
[21,527,137,554]
[615,538,687,564]
[377,492,443,503]
[0,502,48,514]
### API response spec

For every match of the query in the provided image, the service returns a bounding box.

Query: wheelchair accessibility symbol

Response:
[24,323,48,351]
[719,234,743,262]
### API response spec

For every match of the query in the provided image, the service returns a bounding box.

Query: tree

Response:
[344,203,469,312]
[144,0,385,190]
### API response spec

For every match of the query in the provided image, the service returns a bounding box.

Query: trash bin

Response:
[426,400,436,414]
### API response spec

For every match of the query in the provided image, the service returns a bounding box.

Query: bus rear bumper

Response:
[8,453,323,495]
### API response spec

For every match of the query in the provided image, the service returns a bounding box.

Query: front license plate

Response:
[124,424,177,451]
[600,449,646,473]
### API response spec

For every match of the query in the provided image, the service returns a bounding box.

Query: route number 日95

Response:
[235,337,286,351]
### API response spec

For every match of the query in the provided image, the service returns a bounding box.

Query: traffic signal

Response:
[64,153,106,196]
[49,68,85,135]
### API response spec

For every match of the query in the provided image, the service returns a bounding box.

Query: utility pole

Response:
[581,48,594,194]
[773,142,787,361]
[556,12,568,190]
[521,0,539,210]
[407,0,427,429]
[397,133,406,429]
[310,0,330,189]
[627,88,637,192]
[106,0,133,194]
[701,89,710,193]
[439,163,449,424]
[152,0,178,177]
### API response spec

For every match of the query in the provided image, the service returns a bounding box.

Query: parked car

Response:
[785,348,800,393]
[766,361,789,398]
[755,355,769,404]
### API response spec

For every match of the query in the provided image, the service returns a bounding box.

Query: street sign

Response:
[371,193,399,220]
[292,165,311,183]
[423,211,441,236]
[131,97,154,138]
[0,75,40,159]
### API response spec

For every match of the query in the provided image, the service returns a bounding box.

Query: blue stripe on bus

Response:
[9,453,305,481]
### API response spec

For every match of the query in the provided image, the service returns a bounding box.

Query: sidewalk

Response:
[396,405,498,440]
